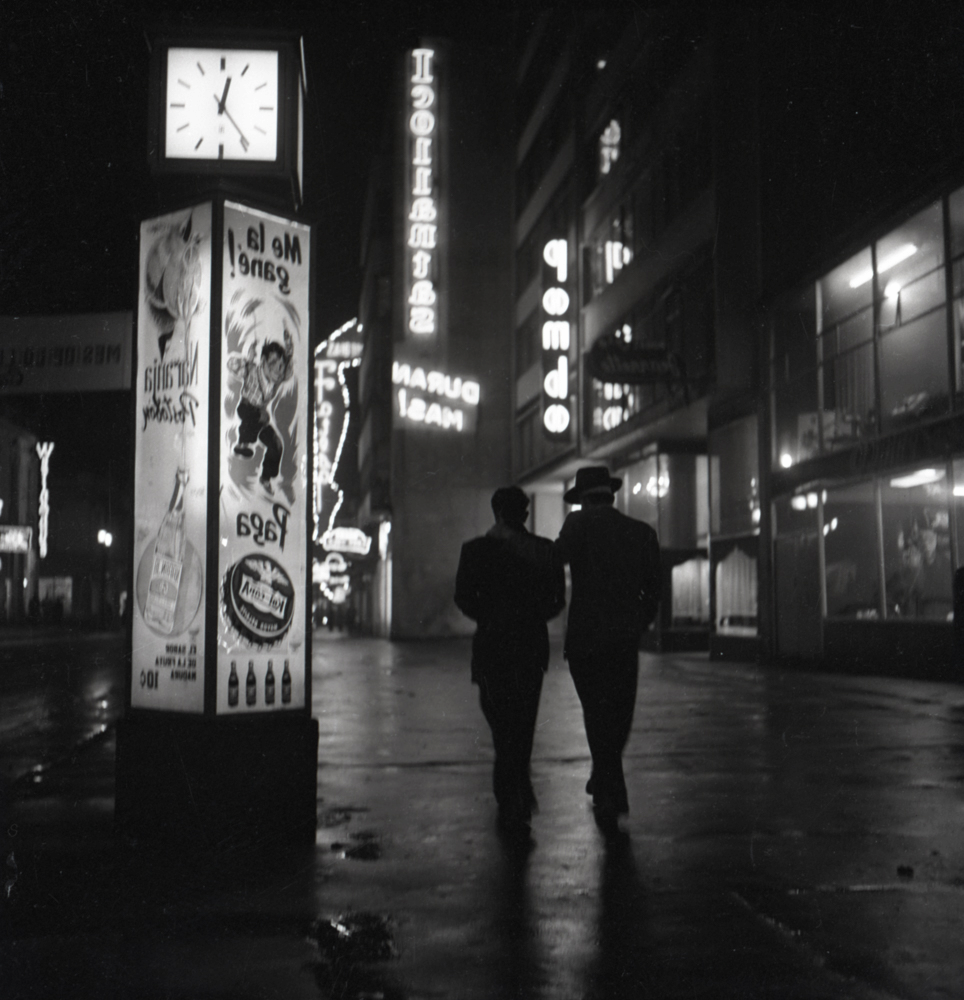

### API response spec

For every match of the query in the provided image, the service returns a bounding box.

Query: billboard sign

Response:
[216,201,310,715]
[131,204,212,712]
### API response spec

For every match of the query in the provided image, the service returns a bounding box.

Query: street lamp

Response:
[97,530,112,628]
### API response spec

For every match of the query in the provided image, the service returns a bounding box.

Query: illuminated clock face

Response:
[164,47,279,162]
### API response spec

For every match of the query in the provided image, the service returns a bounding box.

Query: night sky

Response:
[0,1,507,473]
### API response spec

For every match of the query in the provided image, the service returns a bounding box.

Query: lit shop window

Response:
[881,467,952,621]
[590,378,641,435]
[598,119,621,178]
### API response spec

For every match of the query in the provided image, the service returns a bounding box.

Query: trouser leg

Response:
[479,672,543,817]
[569,644,638,813]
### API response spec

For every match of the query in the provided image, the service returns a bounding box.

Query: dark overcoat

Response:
[554,504,660,658]
[454,526,565,683]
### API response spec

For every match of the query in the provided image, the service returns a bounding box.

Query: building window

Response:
[598,119,621,178]
[823,480,880,619]
[586,197,635,300]
[772,197,951,469]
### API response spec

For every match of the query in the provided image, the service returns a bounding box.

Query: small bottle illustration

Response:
[144,467,189,635]
[281,659,292,704]
[246,660,257,706]
[228,661,239,707]
[265,660,276,705]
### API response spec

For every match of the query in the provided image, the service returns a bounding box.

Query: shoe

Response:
[234,445,254,458]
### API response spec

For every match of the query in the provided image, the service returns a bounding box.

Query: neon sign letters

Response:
[392,360,480,433]
[541,239,572,440]
[406,48,439,339]
[36,441,53,559]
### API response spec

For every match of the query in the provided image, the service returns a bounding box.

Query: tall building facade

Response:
[356,38,515,637]
[511,11,761,659]
[512,9,964,679]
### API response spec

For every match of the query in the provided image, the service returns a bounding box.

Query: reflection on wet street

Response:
[2,631,964,998]
[0,632,125,786]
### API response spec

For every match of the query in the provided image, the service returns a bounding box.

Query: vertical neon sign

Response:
[541,238,572,440]
[36,441,53,559]
[406,47,439,340]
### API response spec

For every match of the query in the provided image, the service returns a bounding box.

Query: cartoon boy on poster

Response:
[224,293,300,499]
[227,326,294,493]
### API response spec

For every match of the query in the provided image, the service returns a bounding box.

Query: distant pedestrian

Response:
[554,466,660,829]
[455,486,566,832]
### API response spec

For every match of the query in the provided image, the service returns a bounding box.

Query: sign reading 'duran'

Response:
[541,238,572,441]
[392,360,479,433]
[405,47,442,340]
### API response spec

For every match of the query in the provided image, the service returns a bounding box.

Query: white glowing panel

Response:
[132,204,212,712]
[217,202,310,715]
[36,442,53,558]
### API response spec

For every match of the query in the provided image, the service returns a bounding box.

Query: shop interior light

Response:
[791,495,807,511]
[780,453,793,468]
[884,280,901,299]
[632,481,642,495]
[848,243,917,288]
[953,485,964,497]
[889,468,944,489]
[806,493,818,508]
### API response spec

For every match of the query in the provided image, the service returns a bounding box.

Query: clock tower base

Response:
[115,712,319,848]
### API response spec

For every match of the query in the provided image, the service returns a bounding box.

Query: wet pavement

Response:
[2,630,964,998]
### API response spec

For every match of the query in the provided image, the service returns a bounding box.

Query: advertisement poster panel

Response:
[132,204,211,712]
[217,201,310,714]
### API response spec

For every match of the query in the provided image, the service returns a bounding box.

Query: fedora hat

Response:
[564,466,623,504]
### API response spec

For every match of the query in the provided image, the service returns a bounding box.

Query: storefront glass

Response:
[823,480,880,619]
[880,466,953,620]
[772,197,955,468]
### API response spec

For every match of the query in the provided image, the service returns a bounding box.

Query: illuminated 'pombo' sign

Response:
[541,238,572,440]
[393,360,479,433]
[406,48,440,339]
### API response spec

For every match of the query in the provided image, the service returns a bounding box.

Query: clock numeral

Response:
[220,57,226,70]
[241,64,250,76]
[255,82,267,91]
[177,123,190,132]
[169,103,185,108]
[177,78,190,89]
[259,106,274,111]
[254,126,267,135]
[218,144,224,159]
[196,61,205,76]
[195,137,203,150]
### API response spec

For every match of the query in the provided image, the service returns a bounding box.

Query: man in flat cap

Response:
[455,486,566,833]
[554,466,660,830]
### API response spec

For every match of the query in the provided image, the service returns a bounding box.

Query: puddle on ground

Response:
[310,911,403,1000]
[330,830,382,861]
[319,807,369,829]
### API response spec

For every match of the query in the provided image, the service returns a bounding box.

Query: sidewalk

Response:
[3,636,964,998]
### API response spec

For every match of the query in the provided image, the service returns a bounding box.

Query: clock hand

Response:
[214,98,250,152]
[216,77,231,114]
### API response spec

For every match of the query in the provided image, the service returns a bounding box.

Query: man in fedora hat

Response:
[455,486,566,833]
[554,465,660,828]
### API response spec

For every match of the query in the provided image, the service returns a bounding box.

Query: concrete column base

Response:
[115,713,318,848]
